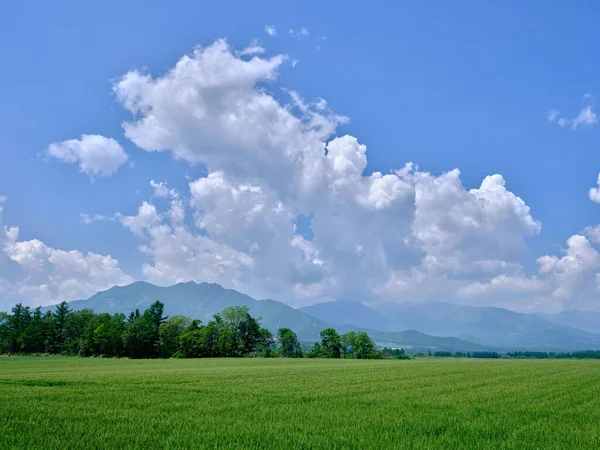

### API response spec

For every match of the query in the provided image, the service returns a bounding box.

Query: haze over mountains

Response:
[300,301,600,352]
[51,281,600,353]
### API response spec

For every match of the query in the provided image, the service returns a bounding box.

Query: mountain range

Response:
[300,301,600,352]
[48,281,600,353]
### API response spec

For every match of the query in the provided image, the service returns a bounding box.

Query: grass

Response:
[0,357,599,449]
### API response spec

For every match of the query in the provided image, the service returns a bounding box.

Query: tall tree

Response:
[320,328,341,358]
[53,301,71,353]
[158,315,191,358]
[124,301,167,358]
[277,328,302,358]
[256,328,274,357]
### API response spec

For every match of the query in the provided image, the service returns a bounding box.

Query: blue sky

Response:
[1,1,600,312]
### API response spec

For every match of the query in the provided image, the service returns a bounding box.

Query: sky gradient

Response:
[1,1,600,312]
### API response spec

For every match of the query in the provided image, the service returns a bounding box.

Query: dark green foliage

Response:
[308,342,323,358]
[158,316,191,358]
[123,301,167,358]
[1,300,384,360]
[381,347,410,359]
[174,306,263,358]
[277,328,302,358]
[319,328,341,358]
[341,331,381,359]
[256,328,274,357]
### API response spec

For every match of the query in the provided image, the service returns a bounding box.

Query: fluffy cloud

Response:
[101,40,562,310]
[150,180,179,199]
[589,174,600,203]
[264,25,277,37]
[47,134,128,177]
[459,233,600,312]
[0,199,132,309]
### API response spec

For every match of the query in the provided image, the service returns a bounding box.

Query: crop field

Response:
[1,358,599,449]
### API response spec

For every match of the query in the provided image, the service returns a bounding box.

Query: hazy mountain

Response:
[58,281,486,352]
[299,301,391,331]
[301,300,600,352]
[537,310,600,334]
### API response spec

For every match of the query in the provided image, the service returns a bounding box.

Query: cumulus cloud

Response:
[264,25,277,37]
[0,200,132,309]
[98,40,562,310]
[47,134,128,177]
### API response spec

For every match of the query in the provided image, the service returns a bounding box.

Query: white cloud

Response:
[238,39,265,56]
[589,173,600,203]
[550,94,597,130]
[150,180,179,199]
[47,134,128,177]
[80,213,117,224]
[547,108,559,122]
[571,105,597,129]
[458,234,600,312]
[289,28,309,37]
[0,200,132,309]
[102,40,561,310]
[265,25,277,37]
[584,224,600,244]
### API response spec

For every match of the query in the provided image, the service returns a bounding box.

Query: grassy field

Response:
[0,358,599,449]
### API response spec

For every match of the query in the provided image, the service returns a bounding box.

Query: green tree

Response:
[42,301,72,354]
[92,313,126,357]
[341,331,380,359]
[23,307,45,353]
[7,304,32,353]
[0,312,10,353]
[219,306,262,356]
[277,328,302,358]
[320,328,341,358]
[64,309,95,355]
[256,328,274,357]
[158,315,191,358]
[124,301,167,358]
[308,341,322,358]
[341,331,357,358]
[175,320,203,358]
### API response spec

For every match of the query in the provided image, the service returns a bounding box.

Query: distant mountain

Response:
[299,301,391,331]
[64,281,328,342]
[301,300,600,352]
[537,310,600,334]
[58,281,485,353]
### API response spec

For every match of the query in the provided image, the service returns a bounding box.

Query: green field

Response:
[1,358,599,449]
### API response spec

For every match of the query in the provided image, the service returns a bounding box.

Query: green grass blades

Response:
[1,358,599,449]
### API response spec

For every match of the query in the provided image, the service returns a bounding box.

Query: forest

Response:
[0,300,387,359]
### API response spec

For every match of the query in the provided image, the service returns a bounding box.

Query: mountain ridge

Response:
[47,281,486,353]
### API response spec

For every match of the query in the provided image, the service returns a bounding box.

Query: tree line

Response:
[424,350,600,359]
[0,300,389,359]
